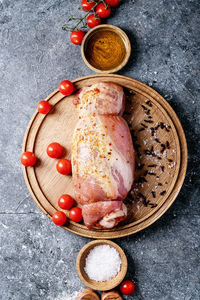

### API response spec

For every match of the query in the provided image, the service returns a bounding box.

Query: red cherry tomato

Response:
[81,0,96,11]
[120,280,135,295]
[56,159,72,175]
[58,194,74,210]
[52,211,67,226]
[38,101,51,114]
[59,80,74,96]
[96,3,111,18]
[21,152,37,167]
[105,0,120,7]
[86,14,101,28]
[69,207,83,222]
[70,30,85,45]
[46,142,63,159]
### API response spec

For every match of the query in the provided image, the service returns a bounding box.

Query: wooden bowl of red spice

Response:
[81,24,131,73]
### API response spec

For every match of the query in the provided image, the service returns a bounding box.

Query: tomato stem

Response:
[62,0,104,32]
[102,0,109,9]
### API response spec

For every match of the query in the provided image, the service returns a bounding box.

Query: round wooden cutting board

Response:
[22,74,187,239]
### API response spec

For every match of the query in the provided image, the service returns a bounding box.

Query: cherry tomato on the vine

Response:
[96,3,111,18]
[58,194,74,210]
[38,101,51,114]
[70,30,85,45]
[105,0,120,7]
[52,211,67,226]
[59,80,74,96]
[69,207,83,222]
[46,142,63,159]
[120,280,135,295]
[86,14,101,28]
[21,152,37,167]
[56,158,72,175]
[81,0,96,11]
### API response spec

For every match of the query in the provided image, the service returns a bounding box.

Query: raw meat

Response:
[72,82,135,229]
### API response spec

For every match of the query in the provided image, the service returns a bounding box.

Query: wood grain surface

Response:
[101,290,122,300]
[22,74,187,239]
[77,289,100,300]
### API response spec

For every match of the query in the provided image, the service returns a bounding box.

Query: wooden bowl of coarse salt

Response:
[76,240,128,291]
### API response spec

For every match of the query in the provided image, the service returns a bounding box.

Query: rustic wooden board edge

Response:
[21,74,188,239]
[24,83,181,229]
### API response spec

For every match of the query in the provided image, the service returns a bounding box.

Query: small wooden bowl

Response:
[81,24,131,73]
[76,240,127,291]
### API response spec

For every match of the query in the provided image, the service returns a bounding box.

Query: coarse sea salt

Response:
[84,245,121,282]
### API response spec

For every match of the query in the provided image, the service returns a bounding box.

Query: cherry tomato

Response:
[86,14,101,28]
[69,207,83,222]
[59,80,74,96]
[38,101,51,114]
[52,211,67,226]
[81,0,96,11]
[120,280,135,295]
[105,0,120,7]
[96,3,111,18]
[58,194,74,210]
[56,158,72,175]
[70,30,85,45]
[46,142,63,159]
[21,152,37,167]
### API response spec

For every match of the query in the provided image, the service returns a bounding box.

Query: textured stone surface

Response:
[0,0,199,299]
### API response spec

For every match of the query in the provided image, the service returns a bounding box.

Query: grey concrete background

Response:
[0,0,199,299]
